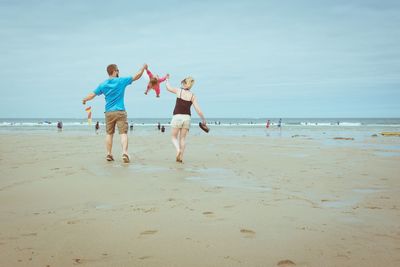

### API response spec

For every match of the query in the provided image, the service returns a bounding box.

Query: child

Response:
[144,66,169,97]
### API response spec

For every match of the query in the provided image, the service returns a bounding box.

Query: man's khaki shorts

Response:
[105,111,128,134]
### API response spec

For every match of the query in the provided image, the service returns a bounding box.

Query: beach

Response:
[0,131,399,267]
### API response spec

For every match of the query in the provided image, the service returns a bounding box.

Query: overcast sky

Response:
[0,0,399,118]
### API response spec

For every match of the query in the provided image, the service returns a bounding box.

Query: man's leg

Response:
[106,134,114,155]
[116,111,130,162]
[120,133,128,155]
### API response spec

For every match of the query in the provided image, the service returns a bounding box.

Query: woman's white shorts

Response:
[171,114,191,129]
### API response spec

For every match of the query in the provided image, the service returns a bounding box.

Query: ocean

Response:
[1,118,400,139]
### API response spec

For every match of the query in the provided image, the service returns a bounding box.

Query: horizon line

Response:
[1,117,400,120]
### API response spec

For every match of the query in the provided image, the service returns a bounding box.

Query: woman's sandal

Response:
[199,122,209,133]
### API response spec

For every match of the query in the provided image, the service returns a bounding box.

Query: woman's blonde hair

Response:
[181,76,195,89]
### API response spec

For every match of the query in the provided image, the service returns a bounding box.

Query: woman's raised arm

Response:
[165,79,178,94]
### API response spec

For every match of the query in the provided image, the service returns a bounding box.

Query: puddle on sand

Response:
[125,164,168,173]
[352,188,385,194]
[89,161,169,176]
[373,151,400,157]
[94,203,114,210]
[186,168,271,192]
[290,153,309,158]
[320,198,360,208]
[337,216,364,224]
[84,202,114,210]
[319,187,385,208]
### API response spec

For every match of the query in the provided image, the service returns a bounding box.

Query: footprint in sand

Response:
[224,255,242,264]
[240,228,256,238]
[365,206,382,210]
[138,255,153,260]
[140,230,158,236]
[203,187,223,193]
[132,207,158,213]
[67,220,80,225]
[202,211,215,217]
[73,258,82,264]
[73,256,104,264]
[21,233,37,237]
[277,259,296,266]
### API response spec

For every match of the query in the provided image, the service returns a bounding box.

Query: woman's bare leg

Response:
[171,127,180,160]
[179,128,189,162]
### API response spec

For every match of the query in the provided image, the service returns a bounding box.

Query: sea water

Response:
[1,117,399,139]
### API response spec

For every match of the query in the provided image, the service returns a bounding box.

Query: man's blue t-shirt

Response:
[93,77,133,112]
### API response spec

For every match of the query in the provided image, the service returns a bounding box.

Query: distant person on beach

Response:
[95,121,100,133]
[266,119,270,129]
[157,122,161,131]
[161,125,165,133]
[130,124,134,131]
[278,118,282,128]
[57,121,63,131]
[82,63,147,163]
[166,76,207,163]
[144,65,169,97]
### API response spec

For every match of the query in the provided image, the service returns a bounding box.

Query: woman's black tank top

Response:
[173,89,193,115]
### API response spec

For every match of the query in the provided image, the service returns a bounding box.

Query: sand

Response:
[0,133,399,266]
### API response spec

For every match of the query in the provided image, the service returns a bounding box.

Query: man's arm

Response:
[132,64,148,81]
[82,93,96,105]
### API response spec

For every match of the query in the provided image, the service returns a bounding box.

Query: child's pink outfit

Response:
[145,69,167,97]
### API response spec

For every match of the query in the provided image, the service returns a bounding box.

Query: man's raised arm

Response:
[132,64,148,81]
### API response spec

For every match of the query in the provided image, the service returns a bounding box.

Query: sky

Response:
[0,0,399,118]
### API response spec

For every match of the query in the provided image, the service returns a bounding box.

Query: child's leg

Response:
[144,85,150,95]
[155,87,160,97]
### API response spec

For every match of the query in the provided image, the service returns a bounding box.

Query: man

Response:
[82,63,147,163]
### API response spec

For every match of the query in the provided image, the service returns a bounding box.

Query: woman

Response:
[166,76,207,163]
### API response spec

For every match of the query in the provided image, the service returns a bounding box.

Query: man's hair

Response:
[106,64,118,75]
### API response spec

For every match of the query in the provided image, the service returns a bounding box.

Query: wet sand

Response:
[0,133,399,266]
